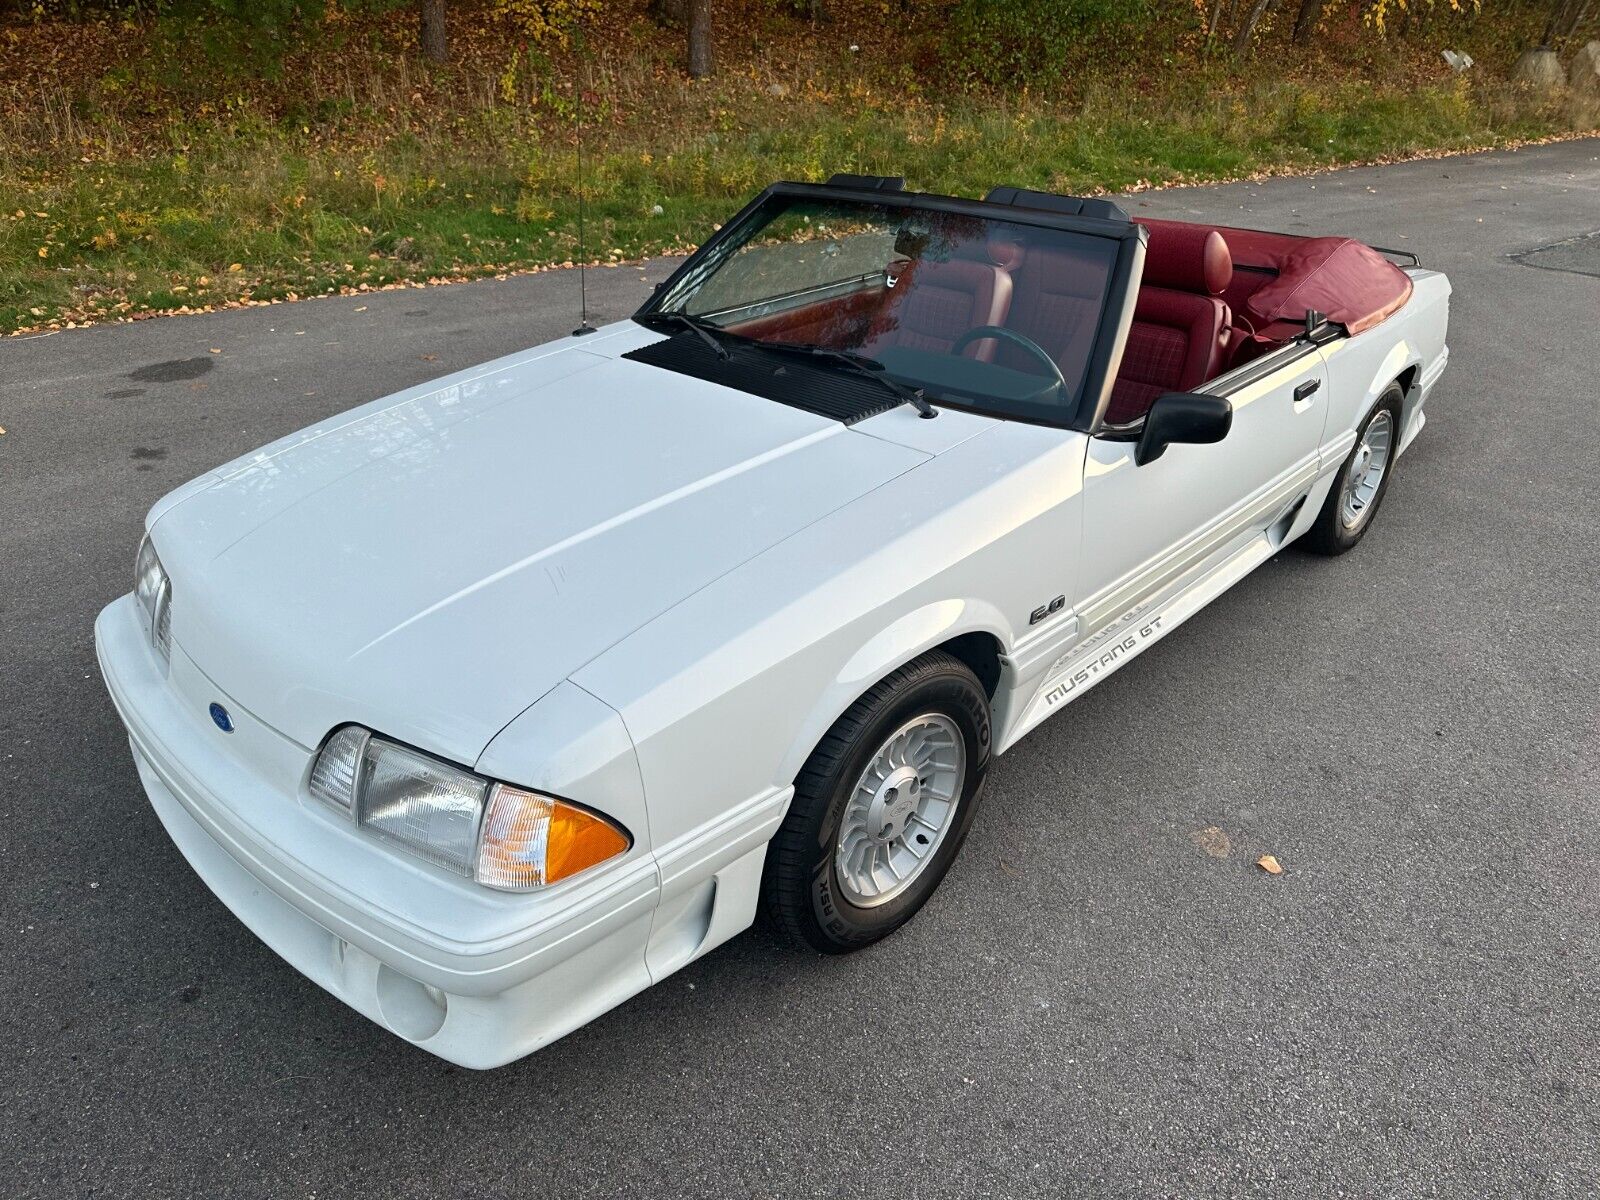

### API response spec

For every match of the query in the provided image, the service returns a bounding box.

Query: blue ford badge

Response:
[209,702,234,733]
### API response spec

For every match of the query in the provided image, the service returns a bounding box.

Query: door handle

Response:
[1294,379,1321,403]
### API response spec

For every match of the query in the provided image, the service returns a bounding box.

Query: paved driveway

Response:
[3,138,1597,1199]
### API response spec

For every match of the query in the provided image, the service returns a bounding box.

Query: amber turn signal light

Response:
[476,784,631,890]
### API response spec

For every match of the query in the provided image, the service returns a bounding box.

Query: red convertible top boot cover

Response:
[1245,236,1413,335]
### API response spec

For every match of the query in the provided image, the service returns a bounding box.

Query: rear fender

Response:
[1364,339,1422,422]
[1319,329,1423,469]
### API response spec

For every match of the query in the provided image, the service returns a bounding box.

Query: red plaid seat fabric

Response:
[993,243,1105,386]
[860,255,1014,363]
[880,277,991,354]
[1105,319,1189,424]
[1107,225,1235,425]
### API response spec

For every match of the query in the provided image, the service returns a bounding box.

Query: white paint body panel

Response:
[153,323,926,764]
[97,265,1450,1067]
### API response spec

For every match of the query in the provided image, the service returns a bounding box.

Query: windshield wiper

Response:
[646,311,731,361]
[758,342,937,419]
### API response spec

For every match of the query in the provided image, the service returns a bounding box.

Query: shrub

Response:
[490,0,603,45]
[942,0,1152,90]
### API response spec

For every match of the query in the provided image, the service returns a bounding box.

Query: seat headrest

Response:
[1139,222,1232,296]
[949,233,1026,273]
[985,235,1026,273]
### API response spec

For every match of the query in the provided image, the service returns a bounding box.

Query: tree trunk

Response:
[420,0,448,64]
[1540,0,1578,45]
[1232,0,1272,53]
[688,0,714,77]
[1560,0,1595,39]
[1291,0,1318,42]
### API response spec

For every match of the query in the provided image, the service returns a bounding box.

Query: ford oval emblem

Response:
[209,702,234,733]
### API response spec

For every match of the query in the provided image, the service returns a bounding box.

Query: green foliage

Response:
[490,0,602,45]
[0,0,1587,334]
[6,0,160,14]
[8,0,410,16]
[0,71,1572,334]
[942,0,1153,89]
[1364,0,1479,36]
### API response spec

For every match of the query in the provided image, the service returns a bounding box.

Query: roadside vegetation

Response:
[1,0,1596,335]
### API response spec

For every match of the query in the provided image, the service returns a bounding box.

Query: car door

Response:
[1074,341,1329,640]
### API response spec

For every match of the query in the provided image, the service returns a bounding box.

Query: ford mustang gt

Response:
[97,175,1450,1067]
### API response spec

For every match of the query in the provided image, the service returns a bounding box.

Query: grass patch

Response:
[0,17,1585,334]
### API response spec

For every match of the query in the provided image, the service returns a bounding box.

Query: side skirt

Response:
[996,531,1279,753]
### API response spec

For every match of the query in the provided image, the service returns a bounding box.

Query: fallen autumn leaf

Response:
[1256,855,1283,875]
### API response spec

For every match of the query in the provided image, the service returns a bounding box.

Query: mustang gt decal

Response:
[1042,615,1166,708]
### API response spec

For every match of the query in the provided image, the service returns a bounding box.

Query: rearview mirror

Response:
[1135,392,1232,466]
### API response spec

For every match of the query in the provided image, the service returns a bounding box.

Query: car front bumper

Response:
[95,595,660,1069]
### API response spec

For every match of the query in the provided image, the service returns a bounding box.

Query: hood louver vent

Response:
[624,334,906,426]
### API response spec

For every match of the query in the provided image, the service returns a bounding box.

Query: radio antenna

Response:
[571,44,596,338]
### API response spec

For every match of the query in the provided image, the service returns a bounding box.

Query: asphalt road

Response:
[3,139,1598,1200]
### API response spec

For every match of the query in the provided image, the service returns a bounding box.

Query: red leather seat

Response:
[860,237,1020,364]
[1106,224,1233,424]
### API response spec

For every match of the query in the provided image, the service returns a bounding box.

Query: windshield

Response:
[644,195,1121,423]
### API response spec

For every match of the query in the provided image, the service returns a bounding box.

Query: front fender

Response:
[775,599,1014,785]
[475,681,651,857]
[573,420,1084,853]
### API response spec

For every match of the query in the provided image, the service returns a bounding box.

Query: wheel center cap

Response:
[865,766,922,843]
[1352,445,1372,480]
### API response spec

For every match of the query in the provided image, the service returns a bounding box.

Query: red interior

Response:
[1238,234,1414,335]
[725,215,1412,425]
[859,248,1016,363]
[728,287,885,347]
[1105,224,1235,424]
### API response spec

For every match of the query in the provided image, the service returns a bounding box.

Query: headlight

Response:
[309,725,630,890]
[133,536,172,663]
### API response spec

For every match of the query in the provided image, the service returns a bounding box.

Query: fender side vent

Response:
[624,334,905,425]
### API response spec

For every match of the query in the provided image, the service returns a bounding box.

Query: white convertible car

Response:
[97,176,1449,1068]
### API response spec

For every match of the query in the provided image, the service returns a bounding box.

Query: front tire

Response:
[760,651,991,954]
[1302,383,1404,556]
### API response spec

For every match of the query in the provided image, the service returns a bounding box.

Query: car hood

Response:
[154,334,929,764]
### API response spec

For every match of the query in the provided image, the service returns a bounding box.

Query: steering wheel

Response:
[949,326,1067,400]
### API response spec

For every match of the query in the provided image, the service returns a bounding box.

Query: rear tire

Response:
[760,651,991,954]
[1302,383,1404,556]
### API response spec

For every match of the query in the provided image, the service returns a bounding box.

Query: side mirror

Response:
[1134,392,1232,466]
